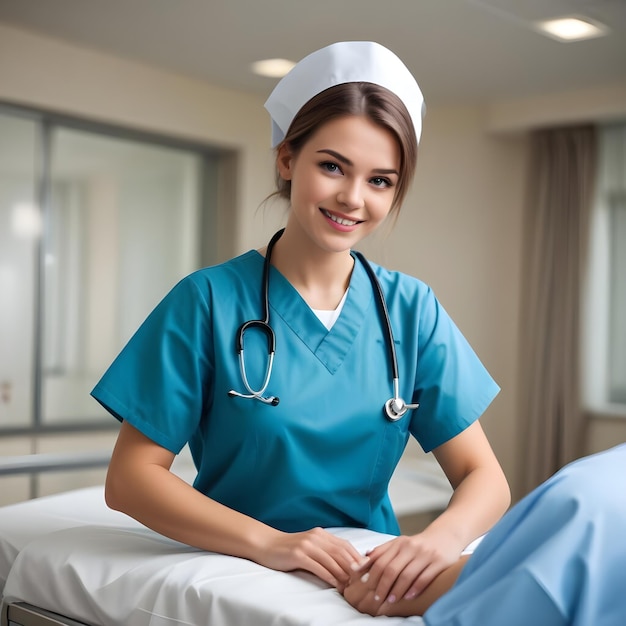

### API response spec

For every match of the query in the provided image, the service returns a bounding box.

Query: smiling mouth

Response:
[322,209,362,227]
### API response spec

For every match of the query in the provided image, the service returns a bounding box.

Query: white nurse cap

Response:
[264,41,425,148]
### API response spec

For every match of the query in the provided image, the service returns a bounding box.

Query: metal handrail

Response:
[0,451,111,476]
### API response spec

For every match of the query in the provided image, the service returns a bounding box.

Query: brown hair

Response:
[273,82,419,215]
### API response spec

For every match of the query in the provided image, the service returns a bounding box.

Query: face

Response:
[277,115,401,255]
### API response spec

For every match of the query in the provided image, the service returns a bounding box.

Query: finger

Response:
[365,535,446,603]
[310,528,366,568]
[335,538,368,572]
[298,549,348,588]
[362,545,407,601]
[298,535,363,588]
[343,583,380,617]
[371,550,429,605]
[401,561,443,599]
[382,544,436,601]
[362,537,394,561]
[318,534,367,580]
[349,554,371,574]
[383,559,433,605]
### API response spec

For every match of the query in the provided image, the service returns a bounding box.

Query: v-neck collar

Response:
[253,251,375,374]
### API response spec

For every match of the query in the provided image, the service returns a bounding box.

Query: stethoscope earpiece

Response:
[228,230,418,422]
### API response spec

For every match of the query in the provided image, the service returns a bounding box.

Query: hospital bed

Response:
[0,455,452,626]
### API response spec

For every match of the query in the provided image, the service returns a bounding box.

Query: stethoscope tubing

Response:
[228,229,418,420]
[352,250,399,381]
[227,229,283,405]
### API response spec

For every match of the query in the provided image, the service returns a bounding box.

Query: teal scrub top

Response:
[92,250,499,535]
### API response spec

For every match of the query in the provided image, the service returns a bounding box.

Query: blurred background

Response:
[0,0,625,511]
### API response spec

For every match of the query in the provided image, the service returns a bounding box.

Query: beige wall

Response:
[1,22,625,503]
[0,22,277,255]
[484,82,626,486]
[359,107,526,491]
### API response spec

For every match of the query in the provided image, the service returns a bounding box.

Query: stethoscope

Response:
[228,229,419,421]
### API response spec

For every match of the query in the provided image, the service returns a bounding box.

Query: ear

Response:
[276,143,293,181]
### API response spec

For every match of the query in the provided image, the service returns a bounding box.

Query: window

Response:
[0,111,38,430]
[583,122,626,411]
[0,105,226,432]
[608,190,626,403]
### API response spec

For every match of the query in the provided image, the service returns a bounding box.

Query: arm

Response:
[344,421,509,613]
[105,421,366,589]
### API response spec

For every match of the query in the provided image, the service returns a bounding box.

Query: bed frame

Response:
[2,602,89,626]
[1,453,112,626]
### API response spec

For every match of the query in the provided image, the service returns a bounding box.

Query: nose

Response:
[337,179,365,210]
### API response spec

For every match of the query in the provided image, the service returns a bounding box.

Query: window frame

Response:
[583,122,626,419]
[0,101,236,436]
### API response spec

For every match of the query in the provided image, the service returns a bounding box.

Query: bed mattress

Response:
[0,486,427,625]
[4,523,423,625]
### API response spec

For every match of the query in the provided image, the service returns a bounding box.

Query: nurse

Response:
[94,41,510,605]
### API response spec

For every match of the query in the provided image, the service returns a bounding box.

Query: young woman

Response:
[94,41,510,613]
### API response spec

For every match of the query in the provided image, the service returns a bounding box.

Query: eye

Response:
[370,176,393,189]
[320,161,342,175]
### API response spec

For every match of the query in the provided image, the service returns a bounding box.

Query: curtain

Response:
[519,125,597,495]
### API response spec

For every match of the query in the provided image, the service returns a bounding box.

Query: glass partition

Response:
[0,106,221,431]
[42,128,204,423]
[0,111,39,429]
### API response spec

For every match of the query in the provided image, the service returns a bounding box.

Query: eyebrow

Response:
[316,149,399,176]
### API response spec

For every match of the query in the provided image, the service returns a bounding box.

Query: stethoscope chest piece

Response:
[384,394,419,422]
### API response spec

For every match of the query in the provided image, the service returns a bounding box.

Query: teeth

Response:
[324,210,358,226]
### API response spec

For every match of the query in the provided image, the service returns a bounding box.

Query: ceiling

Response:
[1,0,626,106]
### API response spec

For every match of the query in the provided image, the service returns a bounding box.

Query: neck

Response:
[267,229,354,310]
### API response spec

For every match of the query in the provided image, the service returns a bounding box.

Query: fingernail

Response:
[350,557,370,571]
[387,594,396,604]
[374,594,381,602]
[360,572,370,583]
[404,590,417,600]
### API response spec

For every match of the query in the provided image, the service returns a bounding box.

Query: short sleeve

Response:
[409,287,500,452]
[91,275,213,454]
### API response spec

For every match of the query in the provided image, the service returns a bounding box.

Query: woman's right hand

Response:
[107,423,367,590]
[258,527,368,591]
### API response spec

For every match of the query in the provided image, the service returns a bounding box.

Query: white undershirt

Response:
[311,289,349,330]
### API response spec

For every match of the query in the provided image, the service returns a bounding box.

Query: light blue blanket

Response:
[425,444,626,626]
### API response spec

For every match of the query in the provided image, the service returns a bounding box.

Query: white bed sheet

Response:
[0,456,455,625]
[4,522,423,626]
[0,486,425,625]
[0,486,133,591]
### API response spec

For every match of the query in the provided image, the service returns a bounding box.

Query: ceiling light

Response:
[535,16,608,42]
[11,202,42,239]
[251,58,296,78]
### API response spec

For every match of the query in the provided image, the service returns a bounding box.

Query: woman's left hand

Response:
[344,529,463,615]
[344,422,511,616]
